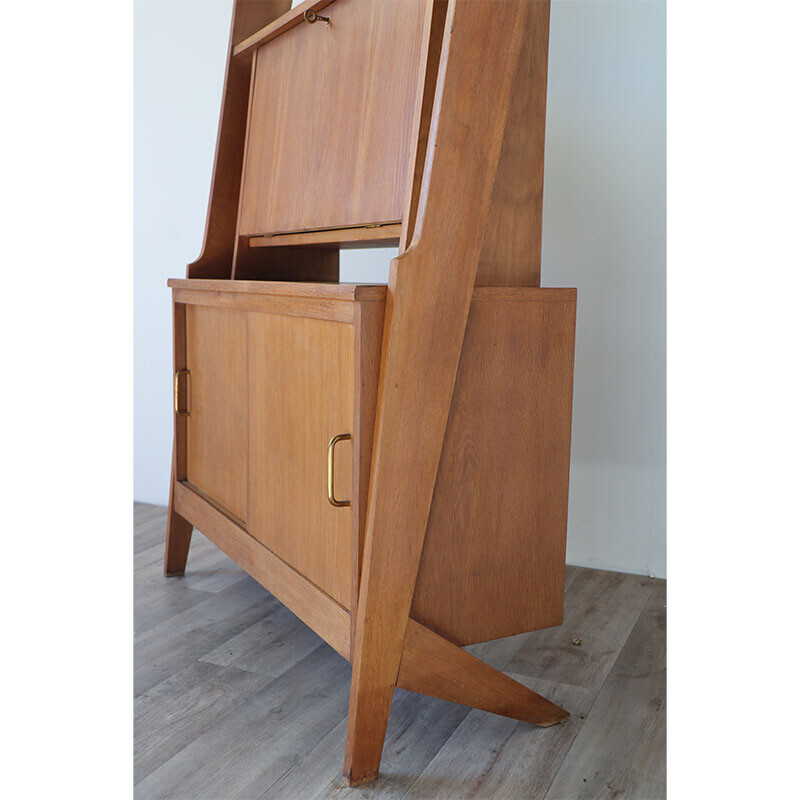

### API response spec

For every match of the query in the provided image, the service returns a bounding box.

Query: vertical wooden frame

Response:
[350,299,386,651]
[187,1,292,278]
[164,300,192,576]
[344,0,533,784]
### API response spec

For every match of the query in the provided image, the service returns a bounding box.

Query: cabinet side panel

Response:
[475,0,551,286]
[411,293,576,645]
[185,306,249,520]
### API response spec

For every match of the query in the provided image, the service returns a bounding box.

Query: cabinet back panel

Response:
[185,306,249,521]
[238,0,428,236]
[411,294,577,645]
[247,312,355,607]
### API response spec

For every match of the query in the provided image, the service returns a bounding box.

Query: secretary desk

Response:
[164,0,576,785]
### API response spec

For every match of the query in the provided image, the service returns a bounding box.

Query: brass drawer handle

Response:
[174,370,190,416]
[327,433,351,507]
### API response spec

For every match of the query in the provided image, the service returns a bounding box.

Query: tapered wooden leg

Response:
[344,0,530,785]
[398,620,569,726]
[164,474,192,577]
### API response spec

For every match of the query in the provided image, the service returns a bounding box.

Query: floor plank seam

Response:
[134,666,289,788]
[134,504,666,799]
[254,714,351,800]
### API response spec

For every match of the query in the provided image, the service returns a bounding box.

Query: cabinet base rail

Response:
[166,480,569,786]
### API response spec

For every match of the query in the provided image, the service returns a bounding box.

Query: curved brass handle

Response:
[327,433,351,507]
[174,370,190,416]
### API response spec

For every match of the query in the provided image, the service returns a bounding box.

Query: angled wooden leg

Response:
[398,620,569,726]
[164,463,192,577]
[343,1,530,786]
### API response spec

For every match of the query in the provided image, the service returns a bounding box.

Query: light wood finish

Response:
[350,299,385,650]
[412,290,577,645]
[187,0,290,278]
[168,279,387,301]
[476,0,551,286]
[344,0,533,785]
[164,458,192,577]
[399,0,448,252]
[170,279,387,324]
[238,0,428,237]
[173,482,352,660]
[185,305,248,521]
[164,301,192,576]
[173,287,357,323]
[247,312,355,608]
[248,223,402,250]
[398,620,569,726]
[137,505,665,799]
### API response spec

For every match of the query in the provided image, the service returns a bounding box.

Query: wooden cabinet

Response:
[164,0,574,787]
[173,283,386,611]
[170,280,575,639]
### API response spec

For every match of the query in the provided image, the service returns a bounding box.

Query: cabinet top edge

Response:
[168,280,576,304]
[167,279,387,301]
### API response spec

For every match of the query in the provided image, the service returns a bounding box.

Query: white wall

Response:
[134,0,665,578]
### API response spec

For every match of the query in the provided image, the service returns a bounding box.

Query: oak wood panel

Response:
[248,223,401,250]
[476,0,551,286]
[238,0,429,237]
[187,0,291,278]
[173,481,352,660]
[412,291,577,645]
[185,305,248,521]
[247,312,355,608]
[345,0,532,785]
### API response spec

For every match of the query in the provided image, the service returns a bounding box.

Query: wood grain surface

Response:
[247,312,355,607]
[187,0,291,278]
[185,305,248,521]
[412,291,577,644]
[238,0,428,237]
[344,0,533,783]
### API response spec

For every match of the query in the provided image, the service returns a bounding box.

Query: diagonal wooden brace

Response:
[398,620,569,727]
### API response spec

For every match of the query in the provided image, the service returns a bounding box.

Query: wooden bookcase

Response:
[164,0,576,785]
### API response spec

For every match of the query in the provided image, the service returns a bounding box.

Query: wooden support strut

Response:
[344,0,566,786]
[398,621,569,727]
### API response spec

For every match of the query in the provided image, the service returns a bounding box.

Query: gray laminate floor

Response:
[134,502,666,800]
